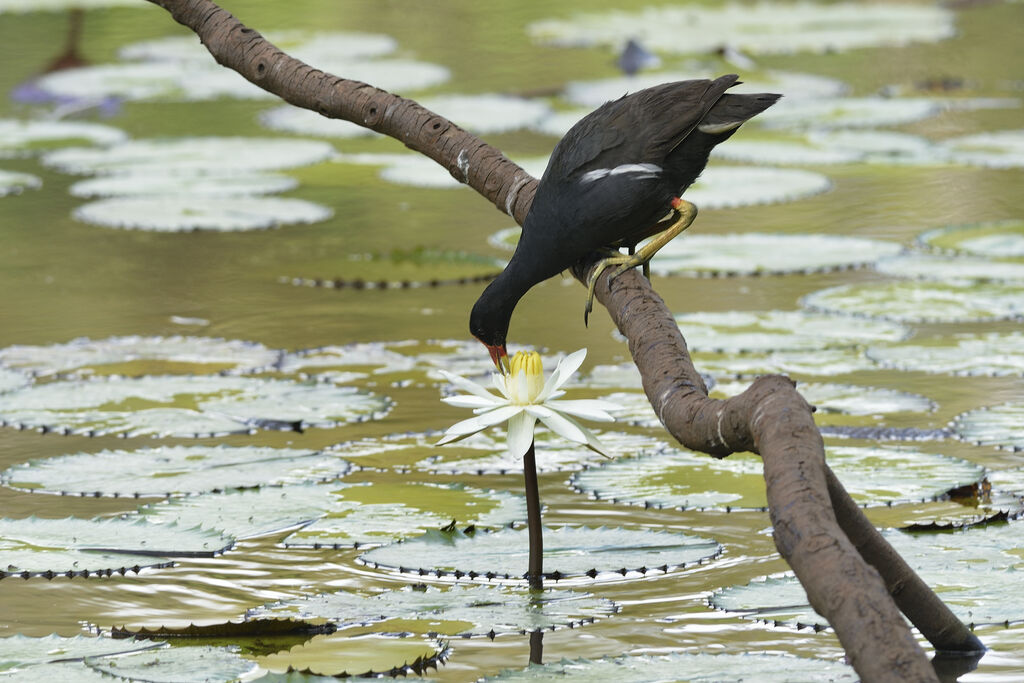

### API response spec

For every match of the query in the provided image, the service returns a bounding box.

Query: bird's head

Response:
[470,295,511,374]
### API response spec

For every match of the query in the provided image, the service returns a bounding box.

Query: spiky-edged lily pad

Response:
[954,403,1024,451]
[867,332,1024,377]
[0,516,233,578]
[249,584,615,636]
[943,130,1024,169]
[416,94,551,134]
[283,482,525,548]
[528,4,952,55]
[278,342,417,376]
[875,253,1024,282]
[359,525,721,581]
[0,0,143,12]
[710,138,862,166]
[652,233,898,276]
[561,71,846,111]
[713,381,936,416]
[919,219,1024,259]
[415,430,670,475]
[335,152,548,189]
[570,446,982,512]
[74,196,332,232]
[0,368,29,394]
[69,170,298,198]
[712,522,1024,627]
[0,634,163,671]
[259,105,380,139]
[85,645,257,682]
[120,31,397,64]
[0,119,126,158]
[42,137,335,175]
[257,633,448,678]
[682,167,831,210]
[0,169,41,196]
[481,652,855,682]
[988,468,1024,499]
[802,280,1024,322]
[759,97,944,129]
[0,375,390,438]
[692,347,877,377]
[0,335,282,377]
[3,446,352,498]
[675,309,908,352]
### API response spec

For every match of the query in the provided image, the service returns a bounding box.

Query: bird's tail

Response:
[697,92,781,134]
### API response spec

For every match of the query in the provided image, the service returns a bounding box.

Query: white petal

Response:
[506,411,537,459]
[440,404,524,438]
[554,412,612,456]
[442,395,502,409]
[536,409,588,444]
[538,348,587,401]
[492,372,511,399]
[546,399,617,422]
[438,369,499,401]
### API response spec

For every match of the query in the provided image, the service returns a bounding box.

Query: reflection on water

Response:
[1,0,1023,680]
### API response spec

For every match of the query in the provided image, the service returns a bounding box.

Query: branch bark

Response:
[145,1,984,678]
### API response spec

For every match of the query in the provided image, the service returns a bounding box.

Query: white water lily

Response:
[437,348,617,458]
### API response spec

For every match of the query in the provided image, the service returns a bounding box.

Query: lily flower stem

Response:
[523,440,543,591]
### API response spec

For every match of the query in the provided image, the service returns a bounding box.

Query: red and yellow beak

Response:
[486,344,511,374]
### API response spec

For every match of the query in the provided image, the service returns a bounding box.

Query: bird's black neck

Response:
[470,250,546,347]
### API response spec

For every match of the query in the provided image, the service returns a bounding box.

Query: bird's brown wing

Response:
[639,75,738,159]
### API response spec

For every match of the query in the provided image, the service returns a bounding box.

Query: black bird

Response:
[470,74,780,369]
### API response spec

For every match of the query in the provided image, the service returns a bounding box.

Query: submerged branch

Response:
[146,0,983,678]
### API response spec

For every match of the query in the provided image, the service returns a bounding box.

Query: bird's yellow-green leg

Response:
[583,199,698,326]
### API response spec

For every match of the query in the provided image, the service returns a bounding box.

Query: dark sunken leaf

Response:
[256,633,449,678]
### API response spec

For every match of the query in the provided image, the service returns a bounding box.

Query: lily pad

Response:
[711,522,1024,627]
[954,403,1024,451]
[802,280,1024,323]
[0,119,127,158]
[0,368,29,394]
[259,105,380,139]
[713,381,936,416]
[120,31,397,64]
[943,130,1024,169]
[481,652,855,682]
[0,0,144,12]
[874,253,1024,282]
[0,375,391,438]
[866,332,1024,377]
[249,584,615,636]
[919,219,1024,259]
[710,138,862,166]
[0,516,233,578]
[85,644,257,682]
[0,634,163,671]
[652,233,899,276]
[691,347,878,378]
[416,94,552,134]
[528,4,953,55]
[675,309,909,352]
[0,335,282,377]
[41,137,336,175]
[277,342,417,376]
[69,170,298,198]
[570,445,982,511]
[73,196,333,232]
[335,152,549,189]
[0,169,41,196]
[282,481,526,548]
[415,429,670,475]
[758,96,944,129]
[681,167,831,210]
[257,633,448,678]
[359,525,721,581]
[3,446,352,498]
[988,468,1024,499]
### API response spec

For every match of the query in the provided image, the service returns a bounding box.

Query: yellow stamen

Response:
[508,351,544,405]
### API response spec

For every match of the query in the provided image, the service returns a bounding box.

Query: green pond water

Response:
[1,0,1023,680]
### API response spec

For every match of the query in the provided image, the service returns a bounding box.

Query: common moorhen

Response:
[471,74,780,369]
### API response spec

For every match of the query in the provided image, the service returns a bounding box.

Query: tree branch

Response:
[145,1,984,678]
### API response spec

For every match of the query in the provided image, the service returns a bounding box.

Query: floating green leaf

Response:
[943,130,1024,169]
[867,332,1024,377]
[3,446,351,498]
[359,526,721,581]
[675,309,909,352]
[0,516,233,578]
[0,634,162,671]
[570,446,981,511]
[0,375,391,437]
[417,94,552,134]
[69,170,298,198]
[0,119,127,157]
[121,31,397,64]
[74,196,333,232]
[85,644,257,682]
[712,522,1024,627]
[692,347,877,378]
[335,152,548,189]
[760,97,944,129]
[875,253,1024,282]
[249,584,615,636]
[681,168,832,210]
[257,633,448,678]
[0,368,29,394]
[954,403,1024,451]
[0,169,41,197]
[283,482,525,548]
[715,381,936,416]
[259,105,380,139]
[278,342,417,376]
[802,280,1024,322]
[0,0,143,13]
[528,4,952,55]
[0,335,282,377]
[482,652,855,682]
[652,233,900,276]
[919,219,1024,259]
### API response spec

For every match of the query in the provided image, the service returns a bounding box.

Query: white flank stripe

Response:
[580,162,661,184]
